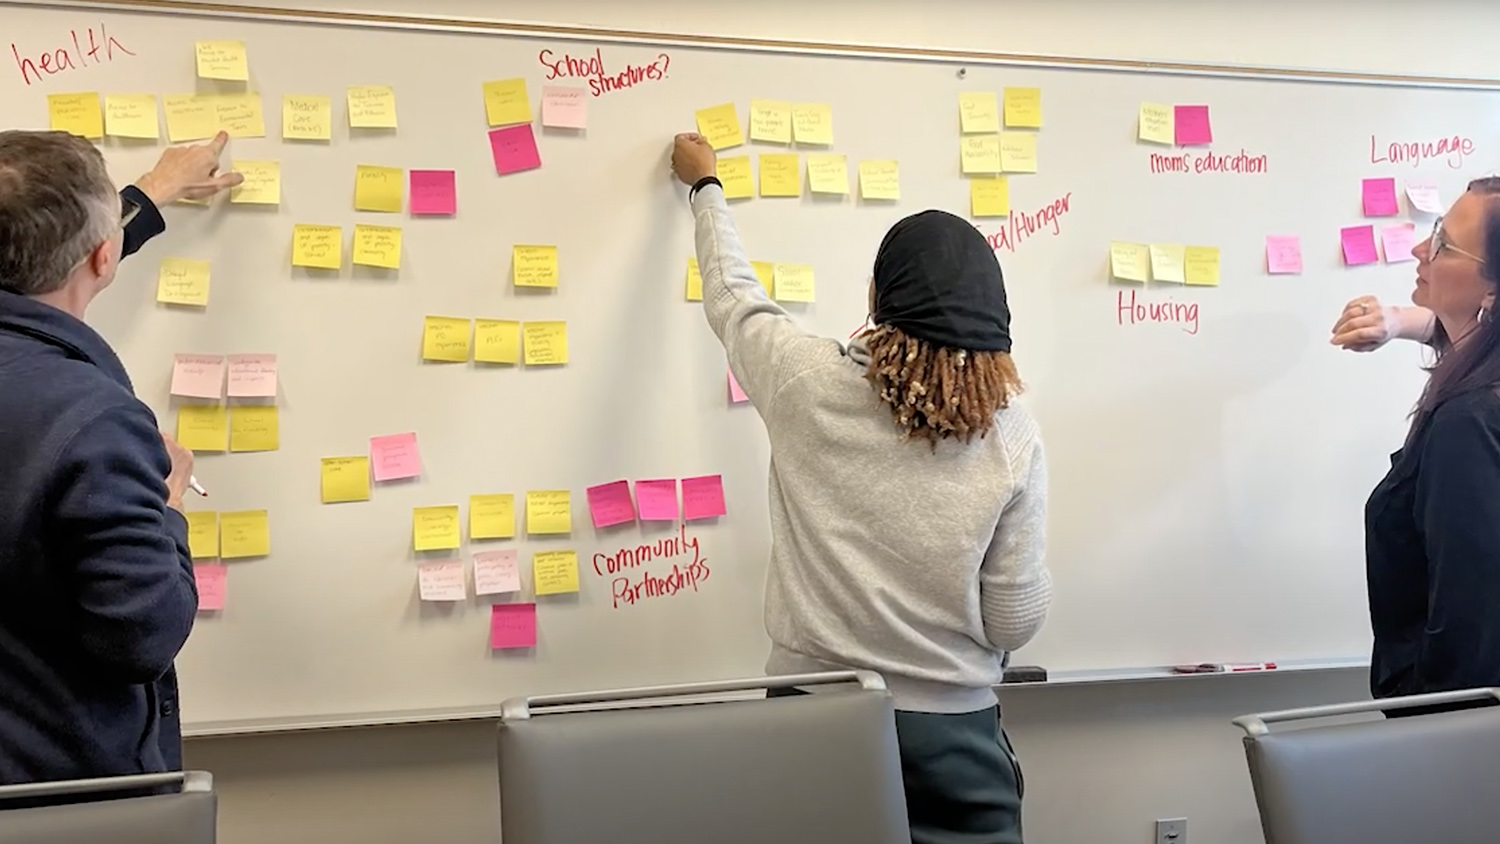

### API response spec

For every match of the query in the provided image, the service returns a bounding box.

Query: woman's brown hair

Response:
[864,324,1023,446]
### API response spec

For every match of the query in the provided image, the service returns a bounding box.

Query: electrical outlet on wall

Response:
[1156,818,1187,844]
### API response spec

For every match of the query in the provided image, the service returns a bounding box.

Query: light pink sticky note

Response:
[682,475,727,521]
[1382,223,1418,264]
[541,86,588,129]
[1362,177,1399,217]
[473,550,521,596]
[489,125,542,175]
[195,563,227,612]
[491,603,537,649]
[1174,105,1212,146]
[728,369,748,404]
[1265,235,1303,275]
[1407,179,1444,215]
[418,560,467,602]
[171,354,226,399]
[635,479,680,521]
[226,354,277,398]
[586,480,637,529]
[1341,225,1380,266]
[409,170,457,216]
[370,432,422,482]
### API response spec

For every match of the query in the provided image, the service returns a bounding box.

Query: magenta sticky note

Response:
[491,603,537,650]
[635,479,680,521]
[1341,225,1380,266]
[226,354,277,398]
[682,475,727,521]
[586,480,636,529]
[1265,235,1303,275]
[1174,105,1212,146]
[195,563,227,612]
[489,125,541,175]
[541,86,588,129]
[370,432,422,482]
[473,549,521,596]
[728,369,748,404]
[171,354,226,399]
[1382,224,1418,264]
[1362,177,1399,217]
[409,170,456,216]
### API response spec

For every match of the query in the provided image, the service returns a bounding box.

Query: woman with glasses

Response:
[1365,177,1500,705]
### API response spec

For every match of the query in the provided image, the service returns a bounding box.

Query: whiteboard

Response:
[3,1,1487,733]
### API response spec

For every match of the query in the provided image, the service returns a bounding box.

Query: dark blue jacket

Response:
[0,186,198,785]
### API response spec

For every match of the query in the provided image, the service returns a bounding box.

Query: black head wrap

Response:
[871,210,1011,353]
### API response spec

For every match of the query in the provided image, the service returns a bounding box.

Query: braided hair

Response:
[864,324,1023,446]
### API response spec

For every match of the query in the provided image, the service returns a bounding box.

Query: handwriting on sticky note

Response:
[749,99,793,144]
[370,432,422,482]
[196,40,249,81]
[48,92,103,139]
[970,177,1009,218]
[1000,132,1038,173]
[1382,224,1417,264]
[220,510,270,559]
[195,564,228,612]
[513,245,559,288]
[522,322,568,366]
[354,165,404,212]
[157,258,211,307]
[491,603,537,649]
[773,263,815,303]
[470,494,516,540]
[410,170,456,215]
[1139,102,1174,145]
[682,475,727,521]
[475,320,521,365]
[1174,105,1212,146]
[413,506,461,552]
[1150,244,1186,284]
[526,491,572,535]
[283,94,331,140]
[759,154,801,197]
[541,86,588,129]
[695,103,744,150]
[163,95,216,142]
[104,94,158,139]
[212,93,265,138]
[961,136,1001,175]
[321,456,371,504]
[959,92,1000,134]
[489,125,542,175]
[586,480,637,529]
[752,261,775,297]
[422,316,472,362]
[858,160,900,201]
[806,154,848,195]
[227,354,276,398]
[292,225,343,270]
[635,479,679,521]
[1407,179,1444,215]
[1265,235,1303,274]
[483,78,532,127]
[352,225,402,269]
[348,85,397,128]
[792,103,833,144]
[1183,246,1221,286]
[533,551,580,596]
[474,550,521,596]
[230,160,280,204]
[716,156,754,199]
[729,368,749,404]
[1003,87,1042,128]
[177,405,228,452]
[171,354,225,399]
[418,560,467,602]
[1109,242,1152,282]
[229,406,279,453]
[1362,177,1399,216]
[686,258,703,301]
[1341,225,1380,266]
[187,511,219,559]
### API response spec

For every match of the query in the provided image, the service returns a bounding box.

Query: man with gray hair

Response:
[0,129,238,785]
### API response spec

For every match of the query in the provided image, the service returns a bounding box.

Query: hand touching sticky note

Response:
[413,505,461,552]
[470,494,516,540]
[526,490,572,535]
[522,322,567,366]
[513,245,559,288]
[321,457,371,504]
[474,320,521,364]
[354,165,404,212]
[195,40,249,81]
[352,225,402,269]
[220,510,270,559]
[423,316,472,362]
[292,225,343,270]
[483,78,532,127]
[48,92,103,139]
[695,103,744,150]
[533,551,580,596]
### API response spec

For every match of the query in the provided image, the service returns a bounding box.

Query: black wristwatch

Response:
[689,176,722,201]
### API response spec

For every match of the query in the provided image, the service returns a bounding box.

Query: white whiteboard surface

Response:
[3,1,1486,733]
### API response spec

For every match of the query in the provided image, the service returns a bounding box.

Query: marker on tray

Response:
[1171,662,1278,674]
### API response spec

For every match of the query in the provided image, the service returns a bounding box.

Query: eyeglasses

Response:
[1429,217,1485,265]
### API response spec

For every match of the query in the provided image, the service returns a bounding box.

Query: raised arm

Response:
[1331,296,1436,351]
[122,131,244,258]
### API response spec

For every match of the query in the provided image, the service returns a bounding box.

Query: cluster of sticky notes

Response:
[684,258,813,303]
[713,155,896,202]
[513,245,559,288]
[421,316,566,366]
[956,89,1040,188]
[1109,242,1220,286]
[157,258,212,307]
[584,475,728,529]
[289,223,403,270]
[186,509,272,561]
[171,353,280,452]
[161,93,267,141]
[1341,224,1416,266]
[1138,102,1212,146]
[701,100,836,150]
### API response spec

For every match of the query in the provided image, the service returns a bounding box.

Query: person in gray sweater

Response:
[671,133,1052,844]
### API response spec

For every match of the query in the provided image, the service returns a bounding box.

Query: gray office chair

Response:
[1234,688,1500,844]
[0,771,215,844]
[497,671,909,844]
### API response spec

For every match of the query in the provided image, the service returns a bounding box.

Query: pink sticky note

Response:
[541,86,588,129]
[1382,223,1418,264]
[418,560,467,602]
[682,475,727,521]
[171,354,226,399]
[1174,105,1212,146]
[635,479,680,521]
[1407,179,1443,215]
[729,369,748,404]
[226,354,277,398]
[409,170,457,216]
[1265,235,1303,275]
[370,432,422,482]
[473,550,520,596]
[195,563,227,612]
[489,125,541,175]
[491,603,538,650]
[586,480,637,529]
[1362,177,1399,217]
[1341,225,1380,266]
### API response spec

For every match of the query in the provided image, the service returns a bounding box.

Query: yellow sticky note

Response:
[483,78,532,127]
[526,490,572,535]
[475,319,521,365]
[230,160,280,204]
[186,511,219,559]
[960,136,1001,175]
[104,94,159,139]
[1139,102,1174,145]
[513,245,559,288]
[773,263,815,303]
[792,103,833,144]
[717,156,754,200]
[413,505,462,552]
[229,405,279,452]
[1150,244,1186,284]
[970,177,1010,218]
[163,95,217,142]
[1184,246,1221,286]
[291,225,343,270]
[806,154,849,195]
[212,93,265,138]
[1109,242,1152,283]
[749,99,792,144]
[751,261,775,297]
[423,316,472,362]
[695,103,744,150]
[759,154,801,197]
[1003,87,1042,128]
[157,258,211,307]
[283,94,331,140]
[522,321,568,366]
[858,160,900,201]
[196,40,249,81]
[534,551,580,596]
[470,494,516,539]
[959,92,1000,134]
[1000,132,1038,173]
[354,165,404,213]
[48,93,103,139]
[321,457,371,504]
[220,510,270,559]
[686,258,703,302]
[352,224,402,269]
[348,85,398,129]
[177,405,228,452]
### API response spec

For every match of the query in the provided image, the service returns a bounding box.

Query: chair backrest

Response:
[1234,688,1500,844]
[0,771,216,844]
[497,672,910,844]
